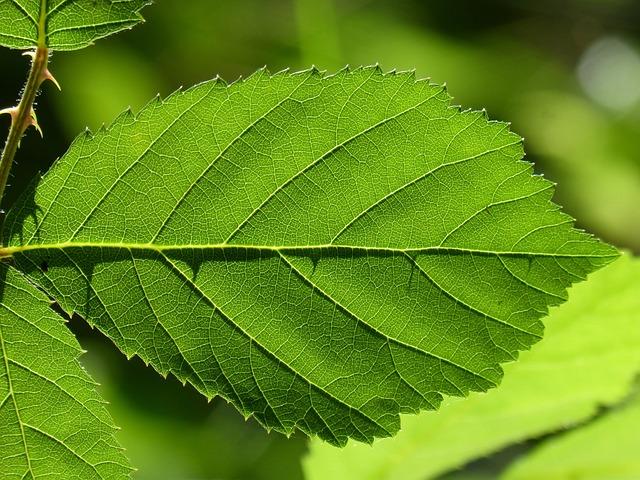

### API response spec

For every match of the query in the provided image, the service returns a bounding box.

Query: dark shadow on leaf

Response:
[1,174,43,246]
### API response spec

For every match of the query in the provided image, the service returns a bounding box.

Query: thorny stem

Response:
[0,46,55,206]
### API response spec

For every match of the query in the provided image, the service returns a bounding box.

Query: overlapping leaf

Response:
[0,67,617,445]
[304,255,640,478]
[0,0,149,50]
[504,395,640,480]
[0,265,131,479]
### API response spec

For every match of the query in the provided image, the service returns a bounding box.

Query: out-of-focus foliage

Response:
[503,393,640,480]
[1,0,638,478]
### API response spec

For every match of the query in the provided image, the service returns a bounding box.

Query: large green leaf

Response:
[0,265,131,479]
[304,254,640,478]
[0,0,149,51]
[503,395,640,480]
[0,67,617,445]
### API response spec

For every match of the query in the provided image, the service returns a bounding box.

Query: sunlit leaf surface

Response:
[1,67,617,445]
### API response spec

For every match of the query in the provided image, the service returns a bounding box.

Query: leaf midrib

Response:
[37,0,46,46]
[0,242,616,258]
[12,239,545,371]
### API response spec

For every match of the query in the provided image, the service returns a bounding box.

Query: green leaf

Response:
[303,255,640,478]
[503,395,640,480]
[0,265,131,479]
[0,0,149,51]
[1,67,617,445]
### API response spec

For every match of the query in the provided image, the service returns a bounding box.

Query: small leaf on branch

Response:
[0,0,150,51]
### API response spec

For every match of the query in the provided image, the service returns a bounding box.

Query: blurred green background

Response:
[1,1,639,478]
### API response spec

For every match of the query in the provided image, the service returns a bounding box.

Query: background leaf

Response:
[303,254,640,478]
[0,0,149,51]
[0,265,131,479]
[2,67,617,446]
[503,394,640,480]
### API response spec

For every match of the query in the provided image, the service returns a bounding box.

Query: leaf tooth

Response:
[244,66,269,83]
[150,91,166,106]
[414,75,433,86]
[333,65,350,77]
[259,64,270,75]
[273,67,291,78]
[61,303,78,319]
[352,64,370,74]
[390,68,416,83]
[100,111,129,133]
[308,65,322,76]
[212,75,227,87]
[228,74,245,88]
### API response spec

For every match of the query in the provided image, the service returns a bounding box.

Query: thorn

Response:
[0,107,18,122]
[42,68,61,91]
[29,108,43,137]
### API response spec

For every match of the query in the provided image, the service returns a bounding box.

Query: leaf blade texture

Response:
[0,265,131,479]
[0,0,149,51]
[304,254,640,477]
[2,67,618,445]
